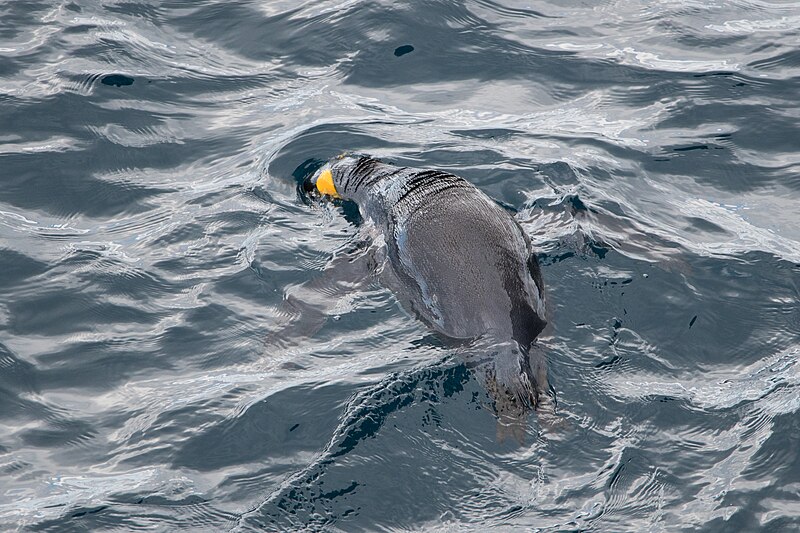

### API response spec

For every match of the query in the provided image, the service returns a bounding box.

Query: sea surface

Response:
[2,0,799,531]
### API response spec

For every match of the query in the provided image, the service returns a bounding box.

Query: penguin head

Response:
[303,165,340,199]
[303,154,377,202]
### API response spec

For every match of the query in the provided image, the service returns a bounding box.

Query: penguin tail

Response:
[492,342,539,410]
[485,342,568,443]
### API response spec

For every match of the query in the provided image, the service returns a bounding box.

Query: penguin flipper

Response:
[265,234,385,348]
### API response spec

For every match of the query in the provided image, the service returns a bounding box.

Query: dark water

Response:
[2,0,799,531]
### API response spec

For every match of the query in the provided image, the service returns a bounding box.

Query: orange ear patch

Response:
[316,169,340,198]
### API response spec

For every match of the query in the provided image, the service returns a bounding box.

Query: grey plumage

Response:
[308,155,548,414]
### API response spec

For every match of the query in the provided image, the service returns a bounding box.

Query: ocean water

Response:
[1,0,799,531]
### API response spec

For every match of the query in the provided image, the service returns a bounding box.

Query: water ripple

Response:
[1,0,798,530]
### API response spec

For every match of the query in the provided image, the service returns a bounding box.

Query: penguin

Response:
[303,155,549,418]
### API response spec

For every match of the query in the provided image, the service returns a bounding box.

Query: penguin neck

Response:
[340,158,409,224]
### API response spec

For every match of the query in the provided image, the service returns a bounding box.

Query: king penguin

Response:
[304,155,549,415]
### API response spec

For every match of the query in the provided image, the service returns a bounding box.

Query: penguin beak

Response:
[304,167,340,199]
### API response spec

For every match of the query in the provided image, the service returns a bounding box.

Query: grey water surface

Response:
[1,0,799,531]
